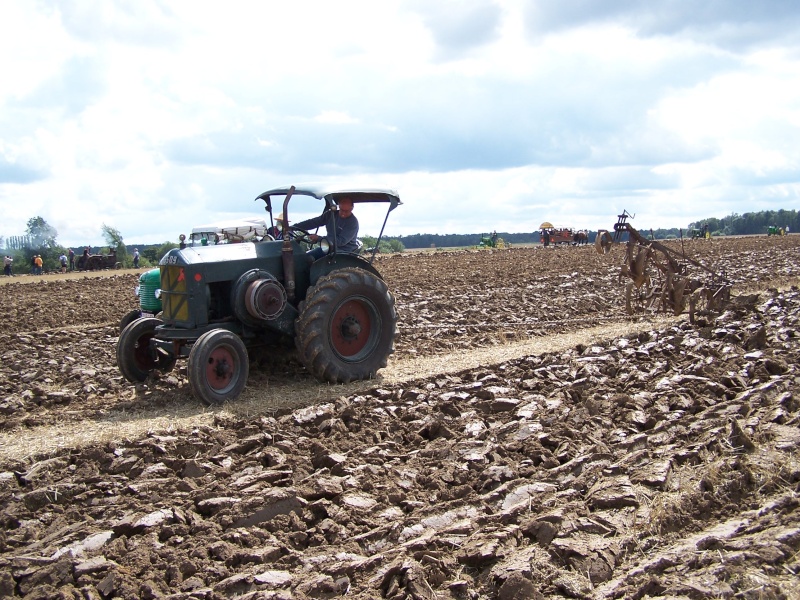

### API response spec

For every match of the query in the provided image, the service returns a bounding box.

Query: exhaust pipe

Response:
[279,186,297,302]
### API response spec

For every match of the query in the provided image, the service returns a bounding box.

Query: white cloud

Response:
[313,111,360,125]
[1,0,799,248]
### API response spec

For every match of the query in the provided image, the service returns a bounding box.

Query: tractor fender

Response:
[309,253,383,286]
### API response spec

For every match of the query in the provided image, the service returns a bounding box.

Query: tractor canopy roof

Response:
[256,184,402,213]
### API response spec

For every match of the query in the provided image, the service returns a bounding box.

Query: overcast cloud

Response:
[1,0,799,247]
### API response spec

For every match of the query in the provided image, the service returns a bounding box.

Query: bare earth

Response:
[0,236,799,599]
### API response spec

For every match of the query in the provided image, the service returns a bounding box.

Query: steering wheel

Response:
[288,226,318,245]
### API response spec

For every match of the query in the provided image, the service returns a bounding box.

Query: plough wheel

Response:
[595,230,613,255]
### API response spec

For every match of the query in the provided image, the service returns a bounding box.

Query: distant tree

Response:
[26,216,58,249]
[19,216,64,270]
[359,235,405,254]
[142,242,178,265]
[387,239,405,253]
[361,235,378,251]
[102,223,129,265]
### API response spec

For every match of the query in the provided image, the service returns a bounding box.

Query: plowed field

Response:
[1,236,799,599]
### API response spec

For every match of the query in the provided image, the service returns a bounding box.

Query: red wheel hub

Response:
[331,300,371,358]
[205,346,236,390]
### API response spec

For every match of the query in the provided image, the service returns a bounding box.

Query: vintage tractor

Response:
[77,249,121,271]
[478,232,505,248]
[116,185,401,405]
[596,211,731,323]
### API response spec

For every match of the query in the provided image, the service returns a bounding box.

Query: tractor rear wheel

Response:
[295,268,396,383]
[117,317,176,382]
[188,329,249,405]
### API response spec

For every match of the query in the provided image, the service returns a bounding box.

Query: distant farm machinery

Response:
[77,249,121,271]
[596,211,731,323]
[539,222,589,246]
[478,232,506,249]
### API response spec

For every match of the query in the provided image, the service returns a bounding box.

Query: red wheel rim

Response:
[205,345,237,391]
[331,298,373,359]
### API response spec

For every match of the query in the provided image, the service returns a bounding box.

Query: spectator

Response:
[3,255,12,277]
[34,255,43,275]
[133,248,140,268]
[31,255,36,274]
[68,248,75,271]
[59,253,68,273]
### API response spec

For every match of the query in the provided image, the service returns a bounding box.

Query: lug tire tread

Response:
[295,268,396,383]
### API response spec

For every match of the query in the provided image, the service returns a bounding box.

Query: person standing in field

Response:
[3,255,12,277]
[59,253,68,273]
[133,248,140,268]
[34,255,43,275]
[68,248,75,271]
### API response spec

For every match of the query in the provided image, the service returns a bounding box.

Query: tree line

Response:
[689,208,797,237]
[2,208,796,273]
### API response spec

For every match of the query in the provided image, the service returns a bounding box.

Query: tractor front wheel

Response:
[117,317,176,382]
[188,329,249,405]
[295,268,397,383]
[119,309,142,332]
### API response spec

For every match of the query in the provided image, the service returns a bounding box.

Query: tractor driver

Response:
[292,198,360,259]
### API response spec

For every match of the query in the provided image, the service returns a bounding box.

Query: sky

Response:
[1,0,799,248]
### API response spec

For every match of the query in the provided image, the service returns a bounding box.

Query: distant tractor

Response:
[77,249,121,271]
[689,224,709,239]
[116,185,401,405]
[478,231,505,248]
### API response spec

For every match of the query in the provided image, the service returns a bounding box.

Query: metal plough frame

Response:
[596,211,731,323]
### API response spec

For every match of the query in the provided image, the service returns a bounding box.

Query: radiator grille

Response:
[161,266,189,322]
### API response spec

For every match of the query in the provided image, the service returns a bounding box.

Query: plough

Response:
[596,211,731,323]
